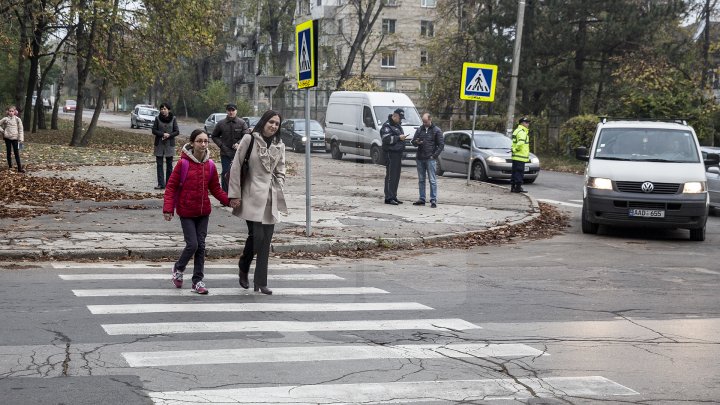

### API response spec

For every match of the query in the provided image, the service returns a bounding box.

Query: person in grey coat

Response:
[151,102,180,189]
[228,109,287,295]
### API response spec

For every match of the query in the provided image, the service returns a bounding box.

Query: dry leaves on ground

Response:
[0,169,155,218]
[274,202,570,259]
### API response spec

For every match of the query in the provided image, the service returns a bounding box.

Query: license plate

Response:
[628,209,665,218]
[312,142,324,146]
[405,153,415,159]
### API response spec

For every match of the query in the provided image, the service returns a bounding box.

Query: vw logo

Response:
[641,182,654,193]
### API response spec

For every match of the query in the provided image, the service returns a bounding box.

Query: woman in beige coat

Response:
[228,110,287,295]
[0,105,25,172]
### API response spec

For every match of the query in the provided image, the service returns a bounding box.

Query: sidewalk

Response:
[0,153,538,260]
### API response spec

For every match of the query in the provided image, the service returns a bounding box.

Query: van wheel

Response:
[436,161,444,176]
[370,145,385,165]
[471,161,488,181]
[689,226,706,241]
[581,203,599,234]
[330,142,343,160]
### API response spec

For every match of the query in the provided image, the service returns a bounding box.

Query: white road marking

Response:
[88,302,432,314]
[59,273,342,281]
[124,342,536,367]
[52,263,317,269]
[148,376,638,404]
[537,198,583,208]
[72,287,387,297]
[104,318,479,336]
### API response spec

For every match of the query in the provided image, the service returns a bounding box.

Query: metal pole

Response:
[305,88,312,236]
[466,101,478,185]
[505,0,526,136]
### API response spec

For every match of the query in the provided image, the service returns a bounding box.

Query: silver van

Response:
[576,119,719,241]
[325,91,420,165]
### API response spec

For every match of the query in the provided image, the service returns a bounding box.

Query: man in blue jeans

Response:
[411,113,444,208]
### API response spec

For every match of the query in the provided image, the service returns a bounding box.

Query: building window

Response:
[421,0,437,7]
[419,82,429,95]
[420,50,429,66]
[420,20,434,37]
[381,51,396,68]
[381,80,396,91]
[382,19,396,35]
[317,0,322,5]
[384,0,398,5]
[338,18,344,35]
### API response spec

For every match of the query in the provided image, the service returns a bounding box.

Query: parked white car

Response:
[204,113,227,134]
[130,106,159,129]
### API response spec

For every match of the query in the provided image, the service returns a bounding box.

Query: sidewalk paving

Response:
[0,153,538,260]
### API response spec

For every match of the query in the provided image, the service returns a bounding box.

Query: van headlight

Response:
[587,177,612,190]
[682,182,705,193]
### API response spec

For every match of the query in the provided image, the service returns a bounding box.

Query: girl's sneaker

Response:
[191,281,208,294]
[171,267,183,288]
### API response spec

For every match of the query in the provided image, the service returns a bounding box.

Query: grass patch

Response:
[537,154,586,175]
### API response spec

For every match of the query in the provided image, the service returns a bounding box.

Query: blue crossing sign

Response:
[459,62,498,101]
[296,20,318,89]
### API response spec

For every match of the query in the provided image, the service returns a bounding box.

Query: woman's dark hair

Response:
[158,102,172,110]
[252,109,282,144]
[189,129,207,143]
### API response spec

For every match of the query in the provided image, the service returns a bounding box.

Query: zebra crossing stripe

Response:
[103,318,479,335]
[59,274,342,281]
[88,302,433,314]
[147,376,638,404]
[123,342,538,367]
[72,287,387,297]
[52,263,318,269]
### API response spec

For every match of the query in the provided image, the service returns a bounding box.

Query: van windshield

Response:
[373,107,421,126]
[594,128,700,163]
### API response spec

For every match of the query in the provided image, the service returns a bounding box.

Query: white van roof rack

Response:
[598,116,688,126]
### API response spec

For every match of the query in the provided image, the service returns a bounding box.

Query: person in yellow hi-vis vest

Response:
[511,117,531,193]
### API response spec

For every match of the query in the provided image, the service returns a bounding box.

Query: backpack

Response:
[172,158,217,211]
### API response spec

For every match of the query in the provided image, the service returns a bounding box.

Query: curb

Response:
[6,194,540,261]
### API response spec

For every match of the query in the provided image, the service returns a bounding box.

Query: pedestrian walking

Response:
[163,129,232,295]
[151,102,179,189]
[511,117,531,193]
[0,106,25,172]
[228,110,287,295]
[411,113,444,208]
[381,108,407,205]
[212,103,249,192]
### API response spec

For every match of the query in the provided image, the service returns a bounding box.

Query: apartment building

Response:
[296,0,438,99]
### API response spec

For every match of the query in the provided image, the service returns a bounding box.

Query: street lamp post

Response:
[505,0,526,136]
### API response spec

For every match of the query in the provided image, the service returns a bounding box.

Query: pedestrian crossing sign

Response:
[460,62,498,101]
[296,20,318,89]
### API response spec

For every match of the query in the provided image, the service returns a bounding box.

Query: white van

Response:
[576,119,719,241]
[325,91,421,165]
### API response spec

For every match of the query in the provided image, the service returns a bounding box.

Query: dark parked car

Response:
[242,116,261,130]
[204,113,227,134]
[279,119,326,153]
[701,146,720,214]
[436,130,540,182]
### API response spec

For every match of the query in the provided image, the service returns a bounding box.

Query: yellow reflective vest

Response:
[512,124,530,163]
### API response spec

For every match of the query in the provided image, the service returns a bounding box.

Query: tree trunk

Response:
[80,85,106,146]
[568,17,587,117]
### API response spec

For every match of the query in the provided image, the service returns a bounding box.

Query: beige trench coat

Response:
[228,132,287,224]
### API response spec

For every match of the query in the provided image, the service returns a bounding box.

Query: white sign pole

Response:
[305,89,312,236]
[466,101,478,185]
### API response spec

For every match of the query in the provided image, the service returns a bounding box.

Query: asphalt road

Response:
[10,112,716,404]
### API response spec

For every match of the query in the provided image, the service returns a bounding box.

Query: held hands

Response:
[229,199,241,208]
[162,133,170,140]
[163,212,173,221]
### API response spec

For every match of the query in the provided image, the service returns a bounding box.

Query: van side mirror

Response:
[704,153,719,167]
[364,116,375,129]
[575,147,589,162]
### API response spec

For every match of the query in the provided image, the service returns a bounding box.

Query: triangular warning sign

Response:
[299,33,311,73]
[466,69,490,93]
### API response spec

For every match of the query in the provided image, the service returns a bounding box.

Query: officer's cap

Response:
[519,116,531,124]
[393,108,405,119]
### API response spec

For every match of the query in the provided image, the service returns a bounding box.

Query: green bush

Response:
[559,115,598,155]
[450,115,506,132]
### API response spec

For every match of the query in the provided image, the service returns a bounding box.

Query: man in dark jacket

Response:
[212,103,249,192]
[411,113,444,208]
[381,108,407,205]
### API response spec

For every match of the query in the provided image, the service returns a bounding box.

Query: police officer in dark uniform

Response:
[212,103,249,192]
[381,108,408,205]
